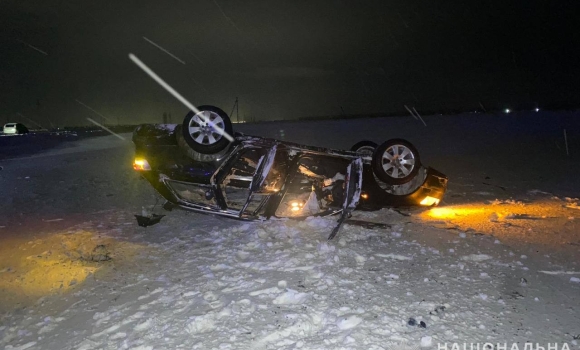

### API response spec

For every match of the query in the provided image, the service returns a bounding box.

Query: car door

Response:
[328,157,363,240]
[239,145,278,217]
[212,145,277,217]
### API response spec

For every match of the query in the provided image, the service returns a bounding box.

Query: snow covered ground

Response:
[0,112,579,349]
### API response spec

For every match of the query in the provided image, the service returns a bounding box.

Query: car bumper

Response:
[401,167,448,206]
[357,167,448,209]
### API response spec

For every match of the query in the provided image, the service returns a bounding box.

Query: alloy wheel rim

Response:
[381,144,415,178]
[188,110,225,145]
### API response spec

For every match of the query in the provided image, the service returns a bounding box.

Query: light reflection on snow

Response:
[420,199,577,245]
[426,207,485,219]
[0,230,144,311]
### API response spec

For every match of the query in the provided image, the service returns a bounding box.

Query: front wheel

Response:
[372,139,421,185]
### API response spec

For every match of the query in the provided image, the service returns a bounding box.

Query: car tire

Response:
[350,140,377,157]
[181,105,233,155]
[372,139,421,185]
[176,124,231,162]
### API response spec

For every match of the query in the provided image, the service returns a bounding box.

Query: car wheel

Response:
[372,139,421,185]
[350,140,377,157]
[176,124,231,162]
[181,105,233,155]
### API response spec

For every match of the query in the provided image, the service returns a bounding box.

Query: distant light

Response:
[535,108,540,112]
[504,108,511,114]
[361,193,369,199]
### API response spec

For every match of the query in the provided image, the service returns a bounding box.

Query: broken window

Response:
[275,154,350,217]
[221,148,266,210]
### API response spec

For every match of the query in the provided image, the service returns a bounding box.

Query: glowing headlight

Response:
[133,158,151,171]
[420,196,440,206]
[290,201,304,211]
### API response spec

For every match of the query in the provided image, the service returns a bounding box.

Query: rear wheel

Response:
[178,105,233,162]
[176,124,231,162]
[372,139,421,185]
[350,140,377,157]
[181,105,233,155]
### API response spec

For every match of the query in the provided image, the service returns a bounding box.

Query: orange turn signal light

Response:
[420,196,440,206]
[133,158,151,171]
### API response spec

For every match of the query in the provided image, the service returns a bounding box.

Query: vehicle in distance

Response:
[3,123,29,135]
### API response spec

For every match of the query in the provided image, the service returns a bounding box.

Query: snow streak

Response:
[211,0,243,33]
[16,113,43,129]
[86,118,126,141]
[143,37,186,65]
[128,53,234,142]
[17,39,48,56]
[75,100,112,123]
[404,105,427,126]
[187,50,205,65]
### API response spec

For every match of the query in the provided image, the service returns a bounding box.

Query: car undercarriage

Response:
[132,105,448,238]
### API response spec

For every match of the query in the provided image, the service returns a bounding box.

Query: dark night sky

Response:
[1,0,579,126]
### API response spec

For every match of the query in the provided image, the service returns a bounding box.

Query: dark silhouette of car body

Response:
[132,124,448,227]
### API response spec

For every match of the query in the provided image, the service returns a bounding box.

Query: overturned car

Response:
[132,105,447,238]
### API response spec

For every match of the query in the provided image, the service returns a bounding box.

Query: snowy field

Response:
[0,112,579,349]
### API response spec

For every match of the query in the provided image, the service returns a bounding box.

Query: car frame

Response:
[132,107,447,238]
